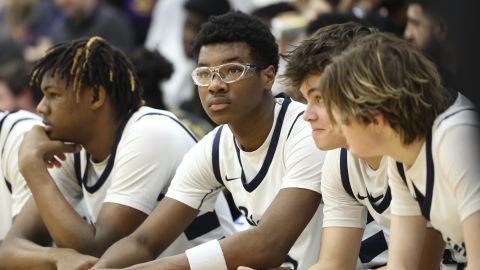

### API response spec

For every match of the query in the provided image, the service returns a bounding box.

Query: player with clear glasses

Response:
[191,62,263,87]
[93,11,326,270]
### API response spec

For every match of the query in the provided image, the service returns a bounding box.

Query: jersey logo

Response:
[224,175,240,181]
[357,192,384,203]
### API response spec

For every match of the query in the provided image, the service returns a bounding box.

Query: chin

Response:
[313,139,334,151]
[348,148,373,158]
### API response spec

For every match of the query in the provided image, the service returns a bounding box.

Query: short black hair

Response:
[284,22,375,89]
[192,10,279,72]
[31,36,143,118]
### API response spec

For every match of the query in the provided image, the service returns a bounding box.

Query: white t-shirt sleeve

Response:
[104,117,194,215]
[321,150,367,228]
[166,131,224,212]
[280,122,324,193]
[388,158,422,216]
[3,120,39,217]
[436,121,480,221]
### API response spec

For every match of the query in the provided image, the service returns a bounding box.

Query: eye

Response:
[197,70,211,79]
[227,66,243,75]
[47,92,60,99]
[314,95,323,104]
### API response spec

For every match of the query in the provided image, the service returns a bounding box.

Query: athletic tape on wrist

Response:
[186,239,228,270]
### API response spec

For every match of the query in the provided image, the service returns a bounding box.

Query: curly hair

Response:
[192,10,279,72]
[319,32,450,145]
[130,47,173,110]
[31,36,144,118]
[283,21,374,89]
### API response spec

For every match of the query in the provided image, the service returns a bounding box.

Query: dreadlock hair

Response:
[30,36,144,119]
[192,10,279,72]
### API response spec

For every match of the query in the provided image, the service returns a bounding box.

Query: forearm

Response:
[25,167,96,253]
[219,227,288,269]
[0,238,56,270]
[387,215,427,270]
[94,234,161,268]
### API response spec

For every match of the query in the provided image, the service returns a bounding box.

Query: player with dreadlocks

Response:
[0,36,235,269]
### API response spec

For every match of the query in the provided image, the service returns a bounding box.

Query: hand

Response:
[53,248,98,270]
[18,125,81,174]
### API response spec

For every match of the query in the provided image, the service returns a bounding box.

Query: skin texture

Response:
[301,72,444,270]
[0,73,148,269]
[404,3,444,52]
[92,41,322,270]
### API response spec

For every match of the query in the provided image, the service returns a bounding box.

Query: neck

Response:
[230,96,275,152]
[362,155,383,170]
[83,109,123,162]
[386,137,425,167]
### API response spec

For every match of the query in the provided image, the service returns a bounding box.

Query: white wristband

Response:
[185,239,228,270]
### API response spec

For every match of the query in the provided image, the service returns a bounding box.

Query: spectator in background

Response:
[251,2,307,98]
[130,47,214,139]
[49,0,135,53]
[306,11,365,35]
[404,0,457,92]
[337,0,407,35]
[178,0,231,126]
[251,2,298,28]
[1,0,58,46]
[0,38,41,112]
[0,0,59,61]
[103,0,157,46]
[144,0,252,110]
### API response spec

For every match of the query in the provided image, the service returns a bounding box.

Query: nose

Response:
[303,103,317,122]
[207,72,227,94]
[36,96,49,116]
[403,24,413,41]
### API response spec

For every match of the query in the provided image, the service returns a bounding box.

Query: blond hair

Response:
[319,32,450,145]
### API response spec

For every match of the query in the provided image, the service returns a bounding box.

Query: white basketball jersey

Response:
[390,93,480,264]
[167,95,326,269]
[50,106,236,257]
[322,148,390,269]
[0,110,42,240]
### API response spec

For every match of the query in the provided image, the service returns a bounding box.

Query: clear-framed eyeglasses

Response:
[191,62,262,86]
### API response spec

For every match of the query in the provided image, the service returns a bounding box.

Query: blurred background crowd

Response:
[0,0,479,137]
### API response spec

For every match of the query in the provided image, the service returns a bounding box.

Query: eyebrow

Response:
[197,56,243,67]
[406,16,421,25]
[306,87,322,97]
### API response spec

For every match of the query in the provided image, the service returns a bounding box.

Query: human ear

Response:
[262,65,276,92]
[371,113,386,133]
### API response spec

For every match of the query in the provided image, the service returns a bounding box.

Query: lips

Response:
[207,96,231,112]
[42,121,53,132]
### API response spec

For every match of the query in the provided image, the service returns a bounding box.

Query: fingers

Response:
[45,143,81,168]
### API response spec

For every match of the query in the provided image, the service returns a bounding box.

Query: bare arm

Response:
[112,188,321,270]
[464,211,480,270]
[18,126,150,256]
[0,197,55,269]
[418,228,445,270]
[308,227,363,270]
[387,214,427,270]
[93,197,199,268]
[0,198,94,270]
